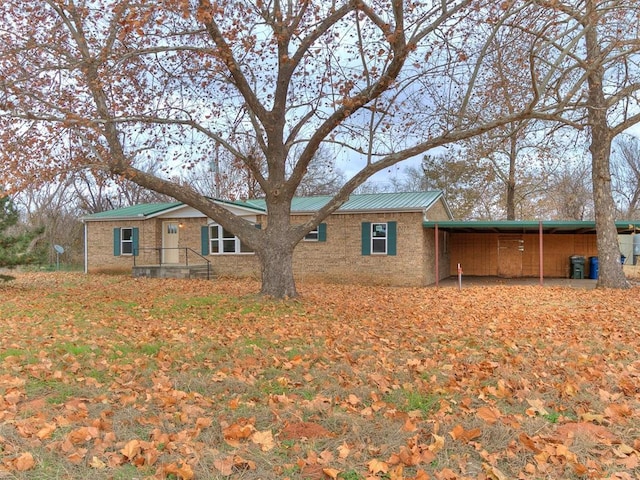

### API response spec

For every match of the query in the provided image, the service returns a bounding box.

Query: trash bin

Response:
[589,256,599,279]
[621,255,626,265]
[569,255,585,279]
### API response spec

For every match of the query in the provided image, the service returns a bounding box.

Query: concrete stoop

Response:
[132,264,211,280]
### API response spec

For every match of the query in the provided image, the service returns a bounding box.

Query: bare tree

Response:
[74,164,173,215]
[403,153,498,219]
[0,1,569,297]
[14,179,83,265]
[541,159,594,220]
[294,147,346,197]
[529,0,640,288]
[611,133,640,218]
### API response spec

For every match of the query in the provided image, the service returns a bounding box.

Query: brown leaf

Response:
[428,434,445,453]
[13,452,35,471]
[322,467,341,479]
[554,422,620,445]
[213,456,234,476]
[89,456,107,469]
[250,430,275,452]
[412,470,430,480]
[476,406,501,424]
[482,462,509,480]
[368,458,388,474]
[338,442,351,459]
[176,461,194,480]
[120,439,141,459]
[222,422,255,446]
[449,424,481,442]
[519,432,541,453]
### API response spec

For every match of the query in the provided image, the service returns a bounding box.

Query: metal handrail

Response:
[132,248,211,280]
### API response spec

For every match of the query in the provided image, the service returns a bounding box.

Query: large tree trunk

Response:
[585,1,629,289]
[257,196,298,298]
[591,138,629,289]
[258,244,297,298]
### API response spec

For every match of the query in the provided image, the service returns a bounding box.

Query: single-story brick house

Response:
[82,191,640,285]
[82,191,453,286]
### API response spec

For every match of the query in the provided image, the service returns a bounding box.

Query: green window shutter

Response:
[361,222,371,256]
[132,227,139,256]
[201,226,210,255]
[318,223,327,242]
[387,221,397,256]
[113,228,121,256]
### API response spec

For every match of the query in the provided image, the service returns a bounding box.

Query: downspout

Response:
[539,221,544,286]
[435,224,439,287]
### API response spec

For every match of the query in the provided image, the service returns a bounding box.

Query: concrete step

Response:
[132,264,212,280]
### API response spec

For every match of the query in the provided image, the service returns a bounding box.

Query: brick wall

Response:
[86,220,154,273]
[290,208,448,287]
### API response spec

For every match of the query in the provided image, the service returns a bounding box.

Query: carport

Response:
[423,220,640,287]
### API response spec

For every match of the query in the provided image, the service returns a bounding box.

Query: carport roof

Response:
[423,220,640,234]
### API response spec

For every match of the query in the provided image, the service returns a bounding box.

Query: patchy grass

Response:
[0,273,638,479]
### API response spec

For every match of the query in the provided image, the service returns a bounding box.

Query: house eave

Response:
[423,220,640,234]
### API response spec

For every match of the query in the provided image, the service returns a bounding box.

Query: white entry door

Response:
[162,221,180,263]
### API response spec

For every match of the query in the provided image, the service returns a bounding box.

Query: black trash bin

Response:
[570,255,585,279]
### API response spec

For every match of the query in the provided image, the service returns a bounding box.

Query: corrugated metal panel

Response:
[247,191,443,212]
[84,198,266,221]
[84,202,182,220]
[423,220,640,234]
[339,191,442,211]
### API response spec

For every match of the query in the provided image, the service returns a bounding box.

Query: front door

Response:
[162,221,180,264]
[497,236,523,278]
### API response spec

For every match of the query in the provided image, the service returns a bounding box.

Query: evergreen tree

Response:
[0,195,43,281]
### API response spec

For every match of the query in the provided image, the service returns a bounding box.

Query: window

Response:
[121,227,134,255]
[371,223,387,254]
[361,221,396,256]
[113,227,139,256]
[208,224,253,254]
[304,223,327,242]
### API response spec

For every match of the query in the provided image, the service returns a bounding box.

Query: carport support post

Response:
[539,221,544,286]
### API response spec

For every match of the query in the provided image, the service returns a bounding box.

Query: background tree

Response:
[611,133,640,218]
[530,0,640,288]
[74,166,174,215]
[1,1,548,298]
[394,152,498,219]
[13,180,84,266]
[0,195,44,280]
[541,159,594,220]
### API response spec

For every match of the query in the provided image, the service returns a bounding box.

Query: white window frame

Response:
[121,227,134,256]
[304,227,319,242]
[209,224,253,255]
[371,222,387,255]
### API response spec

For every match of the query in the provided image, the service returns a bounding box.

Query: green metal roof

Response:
[83,202,182,220]
[423,220,640,234]
[246,191,446,213]
[83,198,265,221]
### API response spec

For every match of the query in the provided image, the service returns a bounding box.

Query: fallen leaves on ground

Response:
[0,272,638,479]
